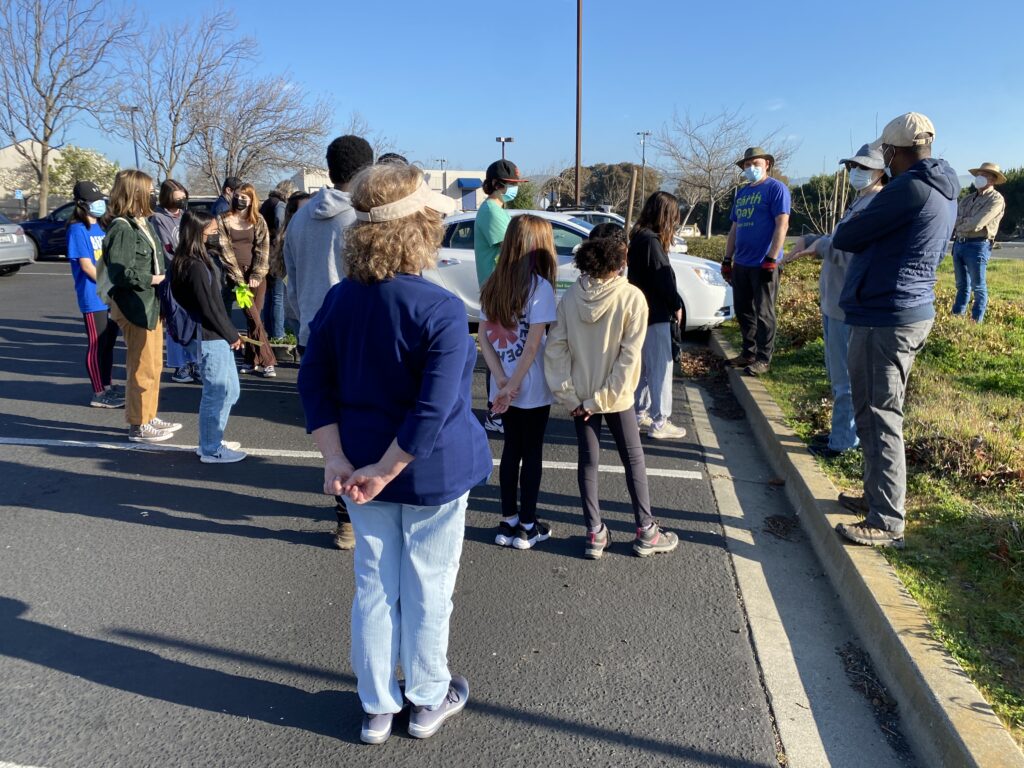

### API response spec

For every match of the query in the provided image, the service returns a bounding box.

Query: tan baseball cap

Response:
[870,112,935,149]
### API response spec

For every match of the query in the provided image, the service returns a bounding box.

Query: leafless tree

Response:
[344,111,400,160]
[0,0,131,217]
[792,170,850,235]
[672,171,706,229]
[654,108,796,237]
[111,10,254,181]
[186,74,331,189]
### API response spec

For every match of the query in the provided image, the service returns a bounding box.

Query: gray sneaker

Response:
[128,423,174,443]
[90,390,124,409]
[195,440,241,457]
[407,675,469,739]
[149,416,182,433]
[633,524,679,557]
[360,712,394,745]
[584,524,610,560]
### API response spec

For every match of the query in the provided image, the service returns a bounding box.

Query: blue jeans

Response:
[952,240,990,322]
[165,334,198,368]
[822,315,858,452]
[634,322,673,425]
[198,339,240,455]
[262,276,286,339]
[348,491,468,714]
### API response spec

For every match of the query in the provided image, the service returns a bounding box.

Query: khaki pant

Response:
[110,303,164,426]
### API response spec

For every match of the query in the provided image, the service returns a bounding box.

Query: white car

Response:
[557,209,688,253]
[422,210,732,331]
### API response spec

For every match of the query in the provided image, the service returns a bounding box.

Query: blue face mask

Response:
[502,185,519,203]
[88,199,107,218]
[741,166,764,183]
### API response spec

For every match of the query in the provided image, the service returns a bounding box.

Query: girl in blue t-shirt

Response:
[478,214,558,550]
[67,181,122,409]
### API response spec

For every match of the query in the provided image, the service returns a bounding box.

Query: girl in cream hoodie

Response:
[545,236,679,560]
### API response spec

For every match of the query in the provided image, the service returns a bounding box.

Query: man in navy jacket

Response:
[830,112,958,548]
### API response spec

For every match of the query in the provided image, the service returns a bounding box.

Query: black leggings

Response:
[499,405,551,525]
[574,409,653,532]
[83,310,118,393]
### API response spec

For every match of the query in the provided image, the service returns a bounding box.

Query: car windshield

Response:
[568,218,594,232]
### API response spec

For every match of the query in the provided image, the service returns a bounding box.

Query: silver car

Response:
[0,212,36,277]
[423,210,732,331]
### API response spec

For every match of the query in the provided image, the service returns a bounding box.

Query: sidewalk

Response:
[711,331,1024,768]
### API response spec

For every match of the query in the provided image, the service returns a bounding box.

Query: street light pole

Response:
[495,136,514,160]
[575,0,582,206]
[637,130,651,207]
[120,105,141,169]
[435,157,447,194]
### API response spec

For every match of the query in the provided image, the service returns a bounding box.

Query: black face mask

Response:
[205,233,221,250]
[172,198,188,212]
[232,195,249,212]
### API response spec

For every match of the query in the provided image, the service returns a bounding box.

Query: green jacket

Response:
[104,216,163,329]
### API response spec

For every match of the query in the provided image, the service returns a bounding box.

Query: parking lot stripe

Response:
[0,436,703,480]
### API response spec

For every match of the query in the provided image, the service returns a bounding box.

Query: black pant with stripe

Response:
[83,310,119,394]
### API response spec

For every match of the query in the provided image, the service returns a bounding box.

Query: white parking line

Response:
[0,436,703,480]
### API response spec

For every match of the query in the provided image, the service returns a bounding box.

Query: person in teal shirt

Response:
[474,159,526,287]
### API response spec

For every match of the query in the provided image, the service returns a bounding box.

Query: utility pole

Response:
[637,130,651,208]
[495,137,514,160]
[120,105,141,169]
[435,157,448,195]
[575,0,582,206]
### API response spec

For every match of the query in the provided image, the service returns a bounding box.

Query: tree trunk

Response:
[706,196,715,238]
[37,144,51,218]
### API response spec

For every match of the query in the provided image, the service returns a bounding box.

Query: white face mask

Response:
[741,165,764,183]
[974,175,989,190]
[849,168,879,191]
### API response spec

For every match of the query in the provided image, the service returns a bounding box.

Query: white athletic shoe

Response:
[199,447,247,464]
[195,441,242,457]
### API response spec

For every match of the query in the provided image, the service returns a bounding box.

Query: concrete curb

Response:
[710,331,1024,768]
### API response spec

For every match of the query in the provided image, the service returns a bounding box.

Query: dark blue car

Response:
[20,196,219,259]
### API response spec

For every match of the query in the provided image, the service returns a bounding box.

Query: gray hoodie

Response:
[283,187,356,346]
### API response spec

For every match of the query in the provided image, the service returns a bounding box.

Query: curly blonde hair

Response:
[345,164,443,283]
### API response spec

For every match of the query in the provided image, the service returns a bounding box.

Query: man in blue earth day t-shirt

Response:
[721,147,791,376]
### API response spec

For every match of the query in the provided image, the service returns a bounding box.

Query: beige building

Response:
[290,165,488,212]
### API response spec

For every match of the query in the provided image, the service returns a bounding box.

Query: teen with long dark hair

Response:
[67,181,122,409]
[628,191,686,440]
[170,210,246,463]
[479,214,558,550]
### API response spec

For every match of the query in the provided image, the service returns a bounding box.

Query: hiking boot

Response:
[128,423,174,443]
[195,440,242,457]
[483,414,504,433]
[838,492,869,515]
[809,444,847,460]
[745,361,770,377]
[584,524,610,560]
[810,432,831,447]
[200,446,247,464]
[649,420,687,440]
[171,365,193,383]
[511,521,551,550]
[637,410,653,429]
[407,675,469,739]
[334,503,355,550]
[633,524,679,557]
[90,389,124,409]
[360,712,394,745]
[494,520,517,547]
[728,353,755,368]
[836,520,905,549]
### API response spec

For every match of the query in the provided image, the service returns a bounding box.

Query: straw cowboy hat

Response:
[968,162,1007,185]
[735,146,775,169]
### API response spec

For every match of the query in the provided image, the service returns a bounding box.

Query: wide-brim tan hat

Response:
[735,146,775,169]
[968,162,1006,185]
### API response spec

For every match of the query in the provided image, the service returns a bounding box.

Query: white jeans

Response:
[348,491,468,714]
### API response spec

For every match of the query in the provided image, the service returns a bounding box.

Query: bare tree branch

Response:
[343,110,400,159]
[0,0,132,216]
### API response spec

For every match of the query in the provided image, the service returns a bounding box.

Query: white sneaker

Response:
[637,410,653,429]
[200,446,248,464]
[649,420,687,440]
[195,441,242,457]
[149,416,183,433]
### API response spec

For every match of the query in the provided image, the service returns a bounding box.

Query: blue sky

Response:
[76,0,1024,181]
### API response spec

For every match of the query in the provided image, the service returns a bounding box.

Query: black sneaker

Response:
[633,524,679,557]
[511,521,551,550]
[494,520,517,547]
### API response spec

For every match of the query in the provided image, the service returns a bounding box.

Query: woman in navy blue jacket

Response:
[298,163,490,745]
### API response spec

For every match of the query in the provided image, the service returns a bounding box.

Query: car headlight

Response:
[692,266,728,287]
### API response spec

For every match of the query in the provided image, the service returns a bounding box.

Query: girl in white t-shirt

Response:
[479,215,558,550]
